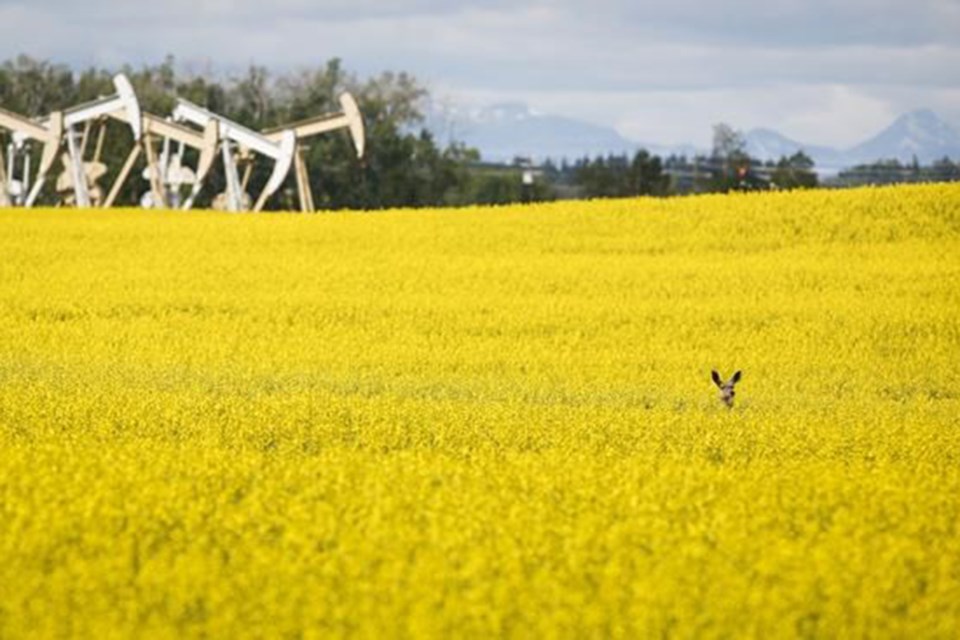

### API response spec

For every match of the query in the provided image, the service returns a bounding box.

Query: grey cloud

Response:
[0,0,515,28]
[0,0,956,146]
[2,0,957,92]
[575,0,960,48]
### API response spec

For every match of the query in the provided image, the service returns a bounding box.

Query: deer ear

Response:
[731,370,742,384]
[711,370,722,387]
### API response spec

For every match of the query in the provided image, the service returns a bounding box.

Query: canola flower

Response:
[0,184,958,638]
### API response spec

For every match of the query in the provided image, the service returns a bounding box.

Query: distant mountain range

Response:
[743,110,960,171]
[425,103,960,172]
[427,102,638,162]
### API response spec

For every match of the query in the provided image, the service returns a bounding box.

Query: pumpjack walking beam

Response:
[0,107,65,206]
[172,98,295,212]
[262,92,365,212]
[54,74,142,207]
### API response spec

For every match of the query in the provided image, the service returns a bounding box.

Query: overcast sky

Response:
[1,0,958,147]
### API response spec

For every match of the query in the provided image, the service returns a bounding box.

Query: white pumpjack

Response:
[54,74,142,207]
[172,98,296,212]
[262,92,365,212]
[104,110,220,209]
[0,106,64,207]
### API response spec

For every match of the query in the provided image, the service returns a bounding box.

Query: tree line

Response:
[2,55,955,209]
[533,124,819,201]
[832,157,960,187]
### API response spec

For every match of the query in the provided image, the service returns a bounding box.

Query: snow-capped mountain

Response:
[845,109,960,166]
[425,101,960,170]
[425,102,636,162]
[743,110,960,171]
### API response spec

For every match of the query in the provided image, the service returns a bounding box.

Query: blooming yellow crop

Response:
[1,184,958,638]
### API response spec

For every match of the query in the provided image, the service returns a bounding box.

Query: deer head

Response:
[711,370,742,408]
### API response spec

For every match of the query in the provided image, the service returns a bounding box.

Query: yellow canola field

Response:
[0,184,959,638]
